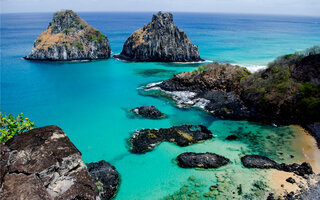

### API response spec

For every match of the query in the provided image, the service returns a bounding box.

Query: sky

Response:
[1,0,320,16]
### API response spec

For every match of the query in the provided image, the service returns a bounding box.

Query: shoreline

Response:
[269,125,320,197]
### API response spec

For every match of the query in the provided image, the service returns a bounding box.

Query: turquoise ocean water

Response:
[1,12,320,199]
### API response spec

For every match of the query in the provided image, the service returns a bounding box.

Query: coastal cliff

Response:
[0,126,119,200]
[144,47,320,124]
[114,12,202,62]
[25,10,111,61]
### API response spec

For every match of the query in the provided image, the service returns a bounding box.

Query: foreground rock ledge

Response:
[0,125,119,200]
[25,10,111,61]
[114,12,202,62]
[177,152,230,169]
[129,125,213,153]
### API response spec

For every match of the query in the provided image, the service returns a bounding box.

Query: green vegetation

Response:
[62,29,73,35]
[87,30,106,44]
[75,42,83,50]
[0,112,36,144]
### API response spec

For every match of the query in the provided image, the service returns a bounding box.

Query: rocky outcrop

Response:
[143,49,320,124]
[87,161,119,200]
[0,125,119,200]
[177,152,230,169]
[144,63,252,120]
[303,122,320,148]
[114,12,202,62]
[25,10,111,61]
[129,125,213,153]
[130,106,165,119]
[241,155,314,177]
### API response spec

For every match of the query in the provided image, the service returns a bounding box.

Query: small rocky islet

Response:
[177,152,230,169]
[130,105,165,119]
[25,10,111,61]
[0,126,119,200]
[129,124,213,153]
[114,12,203,62]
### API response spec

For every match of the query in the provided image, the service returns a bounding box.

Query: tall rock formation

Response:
[25,10,111,61]
[114,12,202,62]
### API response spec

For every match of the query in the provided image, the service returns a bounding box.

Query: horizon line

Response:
[1,10,320,18]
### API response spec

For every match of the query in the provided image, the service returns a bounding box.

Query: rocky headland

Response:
[129,125,213,153]
[130,106,165,119]
[177,152,230,169]
[25,10,111,61]
[143,47,320,126]
[0,125,119,200]
[114,12,202,62]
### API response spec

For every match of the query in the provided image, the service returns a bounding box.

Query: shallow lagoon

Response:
[1,12,320,199]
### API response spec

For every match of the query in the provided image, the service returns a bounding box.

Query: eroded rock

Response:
[177,152,230,169]
[129,125,213,153]
[130,106,165,119]
[114,12,202,62]
[0,125,119,200]
[25,10,111,61]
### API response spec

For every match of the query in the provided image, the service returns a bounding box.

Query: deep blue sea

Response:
[1,12,320,199]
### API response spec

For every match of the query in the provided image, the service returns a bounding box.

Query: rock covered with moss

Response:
[114,12,202,62]
[25,10,111,61]
[129,125,213,153]
[0,125,119,200]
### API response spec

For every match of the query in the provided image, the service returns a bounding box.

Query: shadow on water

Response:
[133,68,178,78]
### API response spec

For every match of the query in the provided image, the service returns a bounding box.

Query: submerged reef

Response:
[143,47,320,124]
[0,126,119,200]
[114,12,202,62]
[25,10,111,61]
[129,125,213,153]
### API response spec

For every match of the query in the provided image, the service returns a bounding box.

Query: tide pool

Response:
[1,12,320,199]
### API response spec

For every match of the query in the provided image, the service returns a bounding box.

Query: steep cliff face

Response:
[0,126,119,200]
[25,10,111,61]
[114,12,202,62]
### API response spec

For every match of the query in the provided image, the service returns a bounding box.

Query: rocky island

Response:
[114,12,202,62]
[144,47,320,126]
[25,10,111,61]
[177,152,230,169]
[130,106,165,119]
[129,125,213,153]
[0,125,119,200]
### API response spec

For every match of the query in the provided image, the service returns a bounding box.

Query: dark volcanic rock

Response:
[303,122,320,148]
[114,12,202,62]
[225,134,238,141]
[286,177,296,184]
[144,50,320,124]
[0,125,119,200]
[129,125,213,153]
[241,155,314,177]
[87,161,119,200]
[177,152,230,169]
[25,10,111,61]
[131,106,165,119]
[241,155,278,169]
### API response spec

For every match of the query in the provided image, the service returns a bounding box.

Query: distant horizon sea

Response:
[1,12,320,199]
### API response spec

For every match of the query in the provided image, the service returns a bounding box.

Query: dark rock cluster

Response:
[0,126,119,200]
[25,10,111,61]
[87,161,119,200]
[129,124,213,153]
[130,106,165,119]
[241,155,313,177]
[177,152,230,169]
[114,12,202,62]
